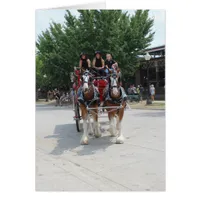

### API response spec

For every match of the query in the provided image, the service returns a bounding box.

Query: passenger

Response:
[79,52,91,74]
[105,53,118,74]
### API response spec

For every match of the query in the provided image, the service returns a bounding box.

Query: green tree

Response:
[36,10,154,88]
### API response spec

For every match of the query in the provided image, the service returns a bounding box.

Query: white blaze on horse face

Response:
[111,77,118,95]
[83,75,89,91]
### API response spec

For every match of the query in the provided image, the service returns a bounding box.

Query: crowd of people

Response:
[51,89,73,106]
[36,88,73,106]
[127,84,144,102]
[127,84,156,103]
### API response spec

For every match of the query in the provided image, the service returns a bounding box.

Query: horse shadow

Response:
[44,122,114,156]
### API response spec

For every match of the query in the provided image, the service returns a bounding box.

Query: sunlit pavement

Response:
[36,104,165,191]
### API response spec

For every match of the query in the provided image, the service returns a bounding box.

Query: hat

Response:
[94,51,101,56]
[80,52,87,58]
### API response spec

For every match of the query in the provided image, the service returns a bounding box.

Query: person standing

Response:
[59,91,66,106]
[139,84,144,102]
[54,89,60,106]
[132,85,137,94]
[150,84,156,101]
[127,85,132,95]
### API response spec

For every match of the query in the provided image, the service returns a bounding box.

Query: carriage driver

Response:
[92,51,105,76]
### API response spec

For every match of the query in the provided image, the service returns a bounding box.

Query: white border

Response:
[1,0,200,199]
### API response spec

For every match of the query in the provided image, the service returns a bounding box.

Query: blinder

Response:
[82,72,93,84]
[110,73,119,89]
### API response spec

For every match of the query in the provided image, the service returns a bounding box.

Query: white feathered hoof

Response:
[94,129,102,138]
[80,137,89,145]
[116,135,125,144]
[94,132,102,138]
[94,123,102,138]
[108,127,116,137]
[109,128,116,137]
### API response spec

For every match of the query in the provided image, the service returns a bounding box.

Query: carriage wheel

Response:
[75,103,81,132]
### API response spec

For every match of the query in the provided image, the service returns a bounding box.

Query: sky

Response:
[35,9,165,48]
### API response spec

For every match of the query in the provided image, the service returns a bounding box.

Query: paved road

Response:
[36,104,165,191]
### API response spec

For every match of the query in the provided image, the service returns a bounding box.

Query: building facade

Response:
[135,45,165,99]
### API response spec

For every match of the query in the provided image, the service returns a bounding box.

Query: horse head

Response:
[82,70,92,92]
[109,72,121,99]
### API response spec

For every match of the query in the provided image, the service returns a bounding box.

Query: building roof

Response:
[145,45,165,53]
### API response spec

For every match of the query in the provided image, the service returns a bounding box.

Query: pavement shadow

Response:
[44,123,114,156]
[133,111,165,118]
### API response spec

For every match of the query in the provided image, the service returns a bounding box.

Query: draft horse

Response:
[104,72,127,144]
[78,70,101,145]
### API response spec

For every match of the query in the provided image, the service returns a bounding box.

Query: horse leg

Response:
[92,104,101,138]
[80,106,89,145]
[109,112,116,137]
[88,114,94,136]
[116,104,125,144]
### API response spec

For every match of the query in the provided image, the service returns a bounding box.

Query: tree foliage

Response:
[36,10,154,89]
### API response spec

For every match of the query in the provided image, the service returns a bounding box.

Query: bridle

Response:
[109,74,119,89]
[81,70,95,93]
[82,70,92,83]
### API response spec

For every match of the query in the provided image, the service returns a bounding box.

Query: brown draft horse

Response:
[78,71,101,145]
[104,72,126,144]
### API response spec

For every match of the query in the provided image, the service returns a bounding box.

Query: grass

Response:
[129,101,165,110]
[36,99,55,105]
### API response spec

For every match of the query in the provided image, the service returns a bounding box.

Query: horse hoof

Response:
[94,133,102,138]
[88,132,93,136]
[116,136,124,144]
[80,139,89,145]
[109,129,116,137]
[110,134,116,137]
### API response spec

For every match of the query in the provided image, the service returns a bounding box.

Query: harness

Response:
[106,86,123,104]
[79,84,100,106]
